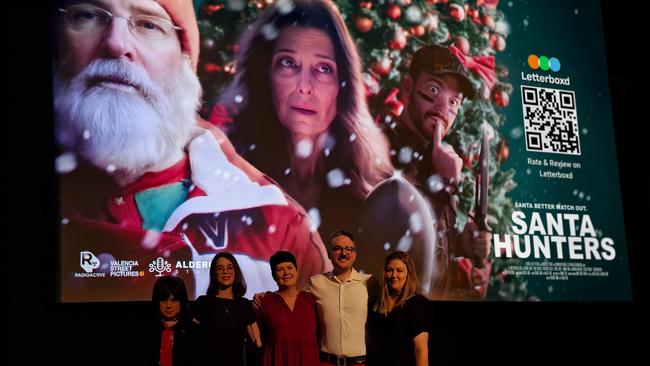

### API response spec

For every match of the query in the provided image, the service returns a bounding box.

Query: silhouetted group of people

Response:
[148,231,431,366]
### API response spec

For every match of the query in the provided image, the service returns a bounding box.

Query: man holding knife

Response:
[374,44,492,300]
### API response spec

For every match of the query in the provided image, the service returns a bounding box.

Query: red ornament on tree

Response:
[423,12,439,31]
[449,3,466,22]
[410,25,425,36]
[204,4,224,14]
[359,1,373,9]
[454,35,470,54]
[203,62,222,73]
[467,7,481,24]
[492,88,509,107]
[389,27,407,50]
[477,0,499,9]
[355,16,373,33]
[386,4,402,20]
[496,140,510,161]
[482,14,496,30]
[489,33,506,52]
[372,57,392,76]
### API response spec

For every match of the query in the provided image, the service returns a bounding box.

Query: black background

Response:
[9,1,645,364]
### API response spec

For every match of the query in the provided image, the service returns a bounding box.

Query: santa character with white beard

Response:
[54,0,331,301]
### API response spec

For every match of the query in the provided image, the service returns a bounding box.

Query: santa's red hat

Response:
[156,0,199,71]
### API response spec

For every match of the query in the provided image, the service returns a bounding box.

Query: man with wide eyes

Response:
[375,44,492,300]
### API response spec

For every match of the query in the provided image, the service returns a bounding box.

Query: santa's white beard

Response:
[54,57,201,185]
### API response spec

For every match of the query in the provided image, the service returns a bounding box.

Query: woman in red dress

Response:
[258,251,320,366]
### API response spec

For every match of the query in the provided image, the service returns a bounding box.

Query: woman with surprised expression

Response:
[221,0,392,242]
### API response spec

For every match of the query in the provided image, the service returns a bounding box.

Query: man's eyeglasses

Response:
[331,246,356,254]
[59,4,182,41]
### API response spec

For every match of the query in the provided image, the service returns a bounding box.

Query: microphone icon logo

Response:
[149,257,172,277]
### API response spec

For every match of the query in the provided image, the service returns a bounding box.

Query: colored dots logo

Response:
[528,54,561,72]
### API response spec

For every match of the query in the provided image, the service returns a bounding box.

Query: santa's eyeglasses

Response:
[58,4,182,41]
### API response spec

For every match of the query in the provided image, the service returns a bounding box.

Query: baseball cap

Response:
[408,44,476,100]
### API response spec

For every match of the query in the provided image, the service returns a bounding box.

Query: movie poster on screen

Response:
[55,0,631,302]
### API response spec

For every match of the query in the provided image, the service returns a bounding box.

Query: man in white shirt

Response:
[307,230,377,366]
[255,230,376,365]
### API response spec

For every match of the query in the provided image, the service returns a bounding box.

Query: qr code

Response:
[521,85,581,155]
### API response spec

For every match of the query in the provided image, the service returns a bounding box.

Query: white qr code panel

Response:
[521,85,581,155]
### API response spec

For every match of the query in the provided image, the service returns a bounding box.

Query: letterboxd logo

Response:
[528,54,561,72]
[80,251,100,273]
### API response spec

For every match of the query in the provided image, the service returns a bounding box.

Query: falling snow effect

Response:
[268,224,277,234]
[142,230,162,250]
[249,144,256,151]
[61,218,69,225]
[241,215,253,226]
[398,147,413,165]
[261,23,279,41]
[295,139,314,158]
[326,168,346,188]
[481,121,495,140]
[405,6,422,23]
[226,0,246,12]
[307,207,321,232]
[340,81,347,88]
[277,0,295,14]
[495,20,510,35]
[182,222,189,231]
[397,234,413,252]
[510,127,523,139]
[56,152,78,174]
[349,133,357,142]
[426,175,444,194]
[582,128,588,135]
[82,130,91,140]
[234,94,244,104]
[383,242,391,251]
[284,168,291,175]
[409,212,423,234]
[106,164,116,173]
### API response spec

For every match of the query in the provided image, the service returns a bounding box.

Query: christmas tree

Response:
[195,0,530,301]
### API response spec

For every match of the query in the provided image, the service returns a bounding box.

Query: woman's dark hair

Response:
[206,252,247,298]
[269,250,298,281]
[221,0,391,200]
[152,275,191,319]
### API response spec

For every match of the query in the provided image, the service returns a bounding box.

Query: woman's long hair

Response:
[206,252,247,298]
[374,251,420,315]
[221,0,391,200]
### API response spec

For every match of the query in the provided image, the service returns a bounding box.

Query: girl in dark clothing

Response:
[146,275,197,366]
[194,252,261,365]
